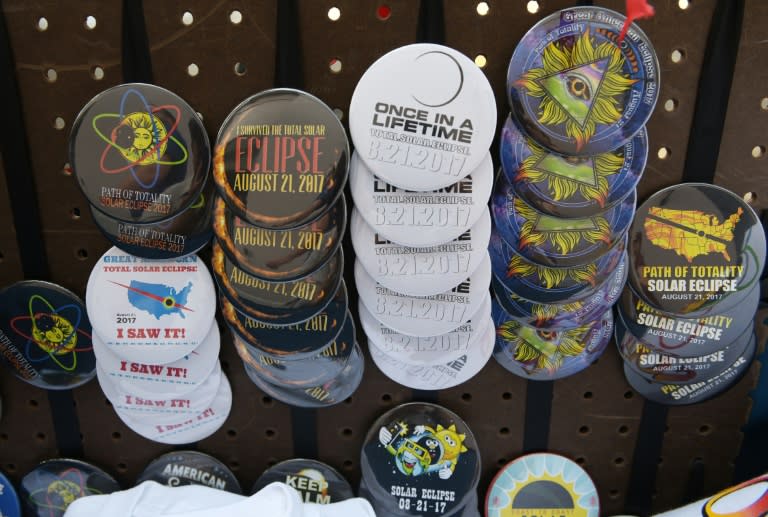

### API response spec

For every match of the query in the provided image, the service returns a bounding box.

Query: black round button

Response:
[214,89,349,229]
[136,451,242,494]
[70,83,209,224]
[251,459,354,503]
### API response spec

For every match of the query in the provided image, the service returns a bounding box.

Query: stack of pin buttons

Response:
[494,6,659,380]
[211,88,362,408]
[359,403,482,517]
[348,43,498,390]
[85,247,228,444]
[617,183,766,405]
[69,84,230,443]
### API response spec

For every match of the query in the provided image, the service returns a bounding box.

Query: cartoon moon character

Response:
[379,422,468,479]
[31,312,77,355]
[114,112,168,165]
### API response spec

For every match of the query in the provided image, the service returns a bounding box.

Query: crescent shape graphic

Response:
[411,51,464,108]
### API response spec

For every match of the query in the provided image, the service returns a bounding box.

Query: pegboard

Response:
[0,1,765,515]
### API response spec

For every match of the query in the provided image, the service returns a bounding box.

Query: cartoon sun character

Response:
[31,313,77,355]
[497,320,590,373]
[46,479,84,509]
[113,111,168,165]
[515,30,637,151]
[434,425,468,478]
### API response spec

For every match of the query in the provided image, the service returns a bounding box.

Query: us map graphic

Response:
[110,280,193,319]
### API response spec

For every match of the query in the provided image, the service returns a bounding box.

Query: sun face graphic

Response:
[31,313,77,355]
[114,111,168,165]
[518,138,625,207]
[506,253,598,288]
[516,29,637,151]
[497,319,589,372]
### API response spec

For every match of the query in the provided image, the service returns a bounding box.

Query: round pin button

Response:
[352,205,491,296]
[492,301,612,380]
[115,371,232,444]
[359,293,492,367]
[243,342,364,408]
[350,43,496,191]
[20,459,121,517]
[90,178,215,260]
[493,252,627,329]
[213,241,343,326]
[500,114,647,218]
[486,453,599,517]
[350,151,493,247]
[213,193,346,282]
[616,308,754,385]
[492,173,635,268]
[627,183,766,317]
[0,281,96,390]
[617,282,760,358]
[219,281,347,360]
[508,6,659,156]
[97,361,222,423]
[231,310,355,387]
[70,83,209,224]
[368,319,494,390]
[251,459,354,502]
[623,334,756,406]
[92,321,219,397]
[86,247,216,364]
[360,403,480,517]
[136,451,242,494]
[0,470,21,517]
[214,88,349,229]
[489,229,626,304]
[355,254,491,338]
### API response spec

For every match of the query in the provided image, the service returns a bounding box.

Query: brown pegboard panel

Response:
[0,153,23,285]
[298,0,421,115]
[142,0,278,140]
[652,308,766,513]
[714,0,767,210]
[548,346,645,515]
[0,376,58,484]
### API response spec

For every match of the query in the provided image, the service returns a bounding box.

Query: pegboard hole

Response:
[229,10,243,24]
[0,434,8,441]
[333,108,344,120]
[671,49,685,64]
[84,15,97,30]
[526,1,540,14]
[614,457,625,465]
[181,11,194,26]
[476,2,490,16]
[583,391,593,399]
[498,427,510,437]
[327,7,341,21]
[36,17,49,31]
[329,58,342,74]
[28,399,39,408]
[658,457,664,465]
[698,424,712,435]
[502,392,512,400]
[664,99,678,112]
[35,432,46,442]
[261,396,273,407]
[341,428,354,438]
[70,207,81,220]
[76,248,88,260]
[91,66,105,80]
[0,251,4,263]
[575,457,586,465]
[618,425,629,435]
[187,63,200,77]
[623,390,634,399]
[381,393,392,404]
[5,464,15,473]
[229,461,240,471]
[111,432,121,441]
[751,145,765,158]
[461,393,472,402]
[265,428,277,439]
[44,68,57,83]
[579,425,590,435]
[497,458,508,467]
[609,489,620,500]
[117,463,127,472]
[377,5,392,20]
[53,116,66,130]
[744,192,758,204]
[474,54,487,68]
[234,62,247,76]
[657,147,671,160]
[678,0,690,9]
[226,429,237,438]
[342,460,354,470]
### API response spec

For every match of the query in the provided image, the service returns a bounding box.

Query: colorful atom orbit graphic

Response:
[10,294,92,372]
[92,88,189,189]
[28,468,102,516]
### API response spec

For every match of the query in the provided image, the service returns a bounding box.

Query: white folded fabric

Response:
[63,481,376,517]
